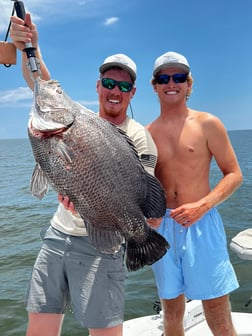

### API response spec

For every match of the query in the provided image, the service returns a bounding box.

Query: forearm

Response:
[201,171,243,210]
[22,45,50,90]
[170,171,243,226]
[10,13,50,90]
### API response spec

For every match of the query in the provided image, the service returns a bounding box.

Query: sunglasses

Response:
[155,73,188,85]
[101,78,133,92]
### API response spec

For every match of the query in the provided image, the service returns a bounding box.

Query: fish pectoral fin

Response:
[85,222,124,254]
[125,226,170,272]
[30,163,49,200]
[56,139,76,164]
[142,173,167,219]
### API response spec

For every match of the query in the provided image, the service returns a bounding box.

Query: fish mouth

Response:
[29,119,73,138]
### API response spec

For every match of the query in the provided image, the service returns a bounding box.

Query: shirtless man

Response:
[147,51,243,336]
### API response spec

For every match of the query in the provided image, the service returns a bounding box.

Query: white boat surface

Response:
[123,300,252,335]
[123,229,252,335]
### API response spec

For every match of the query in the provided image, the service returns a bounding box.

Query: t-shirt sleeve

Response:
[132,127,158,176]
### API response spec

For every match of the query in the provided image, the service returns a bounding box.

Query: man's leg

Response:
[26,312,64,336]
[161,294,185,336]
[203,295,237,336]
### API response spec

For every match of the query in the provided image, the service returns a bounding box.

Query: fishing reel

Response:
[1,0,38,71]
[0,41,16,67]
[0,1,18,67]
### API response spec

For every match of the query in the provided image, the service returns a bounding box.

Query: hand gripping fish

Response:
[28,78,169,271]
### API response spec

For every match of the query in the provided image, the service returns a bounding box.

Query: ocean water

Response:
[1,130,252,335]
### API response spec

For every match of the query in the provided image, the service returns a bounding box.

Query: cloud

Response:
[0,2,14,34]
[104,17,119,26]
[1,0,116,33]
[0,85,98,109]
[78,99,99,108]
[0,86,32,107]
[0,1,44,34]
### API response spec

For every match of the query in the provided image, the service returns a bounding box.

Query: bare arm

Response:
[170,115,243,226]
[201,115,242,206]
[10,13,50,90]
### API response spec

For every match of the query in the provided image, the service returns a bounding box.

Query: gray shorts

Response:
[26,225,126,329]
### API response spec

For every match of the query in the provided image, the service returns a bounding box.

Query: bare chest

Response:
[155,128,208,164]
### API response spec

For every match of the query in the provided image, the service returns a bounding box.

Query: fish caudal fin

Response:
[125,228,170,272]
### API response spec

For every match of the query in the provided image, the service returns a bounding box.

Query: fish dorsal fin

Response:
[142,173,166,219]
[113,125,140,160]
[112,123,166,219]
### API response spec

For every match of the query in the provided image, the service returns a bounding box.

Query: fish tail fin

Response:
[125,227,170,272]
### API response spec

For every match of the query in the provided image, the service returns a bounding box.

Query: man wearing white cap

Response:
[10,14,158,336]
[148,51,242,335]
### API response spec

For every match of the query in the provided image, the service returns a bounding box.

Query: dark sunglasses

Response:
[101,78,133,92]
[155,73,188,85]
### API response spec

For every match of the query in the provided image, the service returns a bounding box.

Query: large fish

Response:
[28,78,169,271]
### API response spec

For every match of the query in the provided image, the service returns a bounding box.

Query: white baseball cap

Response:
[153,51,190,77]
[99,53,137,82]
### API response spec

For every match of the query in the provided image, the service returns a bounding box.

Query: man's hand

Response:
[58,194,77,215]
[10,13,38,51]
[170,201,209,227]
[146,217,163,229]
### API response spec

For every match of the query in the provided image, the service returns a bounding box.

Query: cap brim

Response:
[99,62,136,82]
[153,63,190,77]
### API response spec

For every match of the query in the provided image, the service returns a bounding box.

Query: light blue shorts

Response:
[152,208,239,300]
[26,225,126,329]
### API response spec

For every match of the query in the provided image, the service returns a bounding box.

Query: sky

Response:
[0,0,252,139]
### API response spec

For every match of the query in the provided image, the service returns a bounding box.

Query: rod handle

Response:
[14,1,39,72]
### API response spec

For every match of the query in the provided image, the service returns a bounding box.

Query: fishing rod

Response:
[13,0,39,73]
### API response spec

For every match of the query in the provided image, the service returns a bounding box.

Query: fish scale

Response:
[28,78,170,271]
